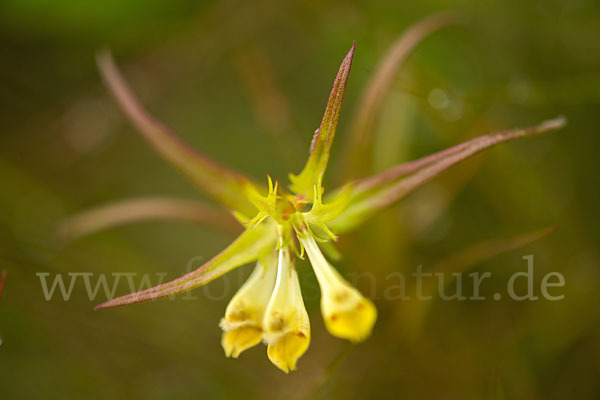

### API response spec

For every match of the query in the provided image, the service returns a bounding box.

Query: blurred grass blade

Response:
[95,223,277,309]
[233,44,294,138]
[57,197,242,243]
[395,226,556,339]
[330,116,566,232]
[289,43,355,198]
[423,225,557,306]
[302,342,355,400]
[0,270,6,301]
[96,50,261,217]
[342,13,461,179]
[430,225,557,278]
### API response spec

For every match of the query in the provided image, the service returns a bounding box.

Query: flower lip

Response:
[221,326,262,358]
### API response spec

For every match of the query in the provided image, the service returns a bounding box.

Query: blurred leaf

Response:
[429,225,557,286]
[0,269,6,301]
[96,50,262,218]
[329,116,566,232]
[395,225,557,341]
[57,197,242,243]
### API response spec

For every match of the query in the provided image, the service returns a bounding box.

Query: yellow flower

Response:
[92,37,565,373]
[220,254,277,358]
[301,234,377,342]
[262,247,310,373]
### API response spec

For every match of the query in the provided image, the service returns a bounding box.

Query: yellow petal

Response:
[300,235,377,342]
[262,247,310,372]
[220,254,277,357]
[222,326,263,358]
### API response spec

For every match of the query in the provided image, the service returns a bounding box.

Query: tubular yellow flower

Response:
[262,247,310,373]
[301,235,377,342]
[220,254,277,358]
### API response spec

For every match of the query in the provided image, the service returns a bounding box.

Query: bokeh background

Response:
[1,0,599,398]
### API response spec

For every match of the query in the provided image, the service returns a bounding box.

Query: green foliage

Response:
[1,1,599,399]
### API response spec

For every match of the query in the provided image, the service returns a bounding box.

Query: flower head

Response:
[65,19,566,373]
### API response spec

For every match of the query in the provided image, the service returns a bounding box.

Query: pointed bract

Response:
[329,116,567,233]
[95,222,277,309]
[289,43,355,199]
[96,50,262,218]
[341,13,461,179]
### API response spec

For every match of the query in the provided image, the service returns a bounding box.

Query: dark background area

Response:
[1,0,599,398]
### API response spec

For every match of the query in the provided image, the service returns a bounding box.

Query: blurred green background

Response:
[1,0,599,398]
